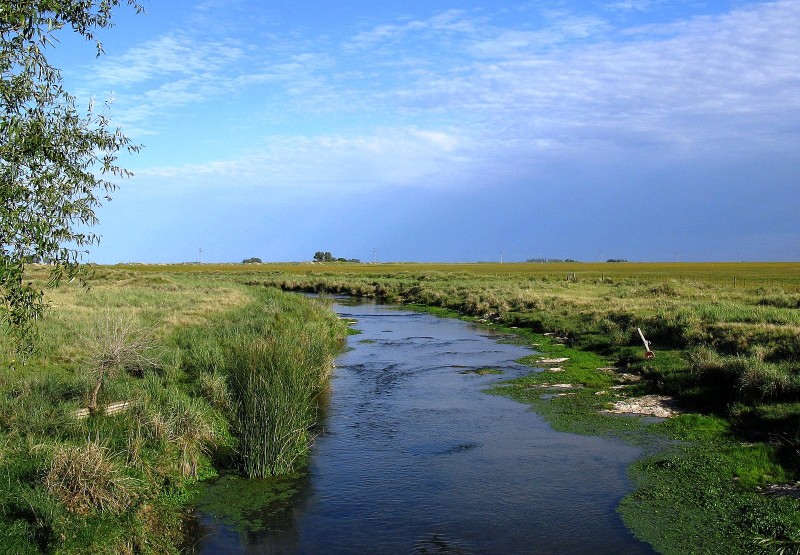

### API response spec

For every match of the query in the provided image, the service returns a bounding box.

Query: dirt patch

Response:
[607,395,680,418]
[598,367,641,383]
[757,482,800,499]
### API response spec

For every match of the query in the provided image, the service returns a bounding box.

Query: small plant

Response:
[199,370,231,416]
[739,358,791,400]
[44,439,140,515]
[133,374,223,478]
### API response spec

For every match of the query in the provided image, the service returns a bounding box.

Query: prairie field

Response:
[3,261,800,554]
[123,260,800,285]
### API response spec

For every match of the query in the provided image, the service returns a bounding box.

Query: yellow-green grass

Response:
[9,262,800,553]
[103,261,800,277]
[1,268,345,554]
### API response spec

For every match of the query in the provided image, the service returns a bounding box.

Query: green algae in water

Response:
[190,473,305,534]
[461,368,504,375]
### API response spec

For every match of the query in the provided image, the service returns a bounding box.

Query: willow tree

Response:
[0,1,142,354]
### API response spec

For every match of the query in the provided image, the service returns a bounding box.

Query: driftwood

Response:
[74,400,131,420]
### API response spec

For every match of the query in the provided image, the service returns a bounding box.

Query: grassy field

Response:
[3,261,800,553]
[0,267,345,554]
[113,260,800,288]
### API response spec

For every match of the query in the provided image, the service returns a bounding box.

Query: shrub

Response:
[80,312,159,414]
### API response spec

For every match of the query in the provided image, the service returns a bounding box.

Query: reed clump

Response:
[226,333,331,477]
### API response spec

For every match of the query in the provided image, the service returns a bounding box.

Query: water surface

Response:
[191,301,654,554]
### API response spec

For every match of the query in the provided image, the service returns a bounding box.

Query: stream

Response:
[189,299,654,554]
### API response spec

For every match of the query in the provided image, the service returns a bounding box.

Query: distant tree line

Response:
[242,257,262,264]
[526,258,580,263]
[313,252,360,263]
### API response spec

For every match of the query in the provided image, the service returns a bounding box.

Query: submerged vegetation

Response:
[0,268,345,554]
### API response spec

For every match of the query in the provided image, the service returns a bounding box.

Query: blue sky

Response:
[55,0,799,263]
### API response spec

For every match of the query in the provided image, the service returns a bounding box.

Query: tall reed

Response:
[161,287,344,479]
[226,329,333,477]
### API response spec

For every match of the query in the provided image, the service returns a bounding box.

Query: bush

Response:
[80,312,159,413]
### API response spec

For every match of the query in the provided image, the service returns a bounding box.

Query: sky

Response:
[52,0,799,263]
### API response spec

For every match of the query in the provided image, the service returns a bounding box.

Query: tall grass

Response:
[226,334,330,477]
[174,288,344,477]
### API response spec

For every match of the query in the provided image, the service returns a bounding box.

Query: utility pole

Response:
[500,250,503,264]
[199,248,203,264]
[373,248,377,264]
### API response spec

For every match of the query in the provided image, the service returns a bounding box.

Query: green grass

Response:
[7,262,800,553]
[0,271,345,554]
[621,441,800,554]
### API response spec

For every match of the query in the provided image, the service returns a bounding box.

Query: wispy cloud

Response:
[135,126,473,191]
[93,0,800,190]
[603,0,659,13]
[94,33,244,86]
[346,9,477,51]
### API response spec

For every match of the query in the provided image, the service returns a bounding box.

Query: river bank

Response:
[0,268,345,554]
[487,329,799,553]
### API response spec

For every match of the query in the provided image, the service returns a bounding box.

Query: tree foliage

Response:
[0,0,142,354]
[313,251,333,262]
